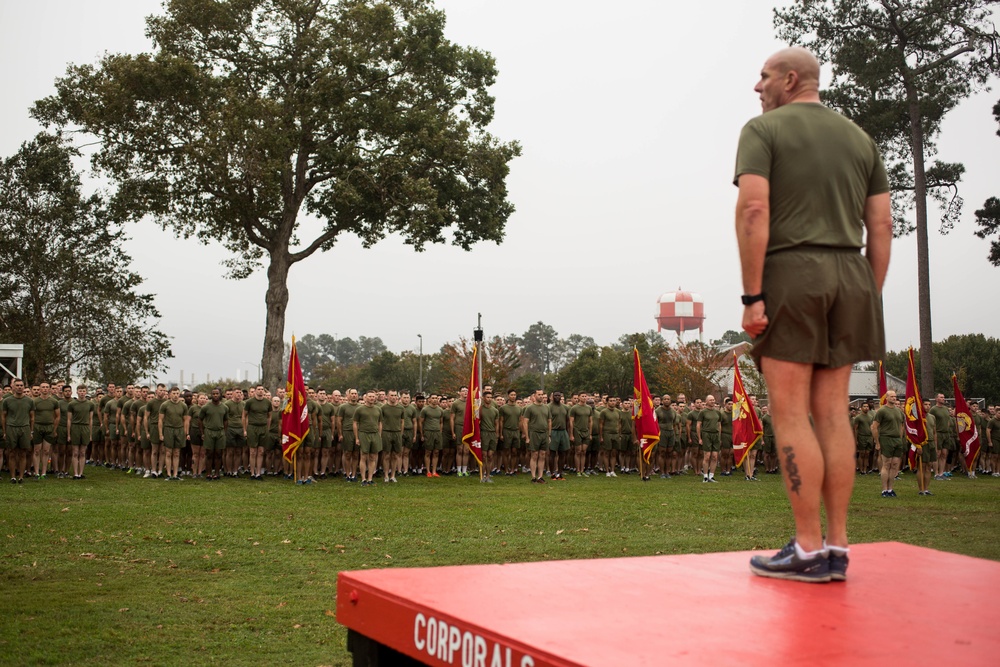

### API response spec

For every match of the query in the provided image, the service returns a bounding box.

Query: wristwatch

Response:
[741,293,765,306]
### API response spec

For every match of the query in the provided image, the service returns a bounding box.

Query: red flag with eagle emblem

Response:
[732,353,763,468]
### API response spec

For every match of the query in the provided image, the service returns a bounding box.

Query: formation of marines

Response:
[3,377,998,490]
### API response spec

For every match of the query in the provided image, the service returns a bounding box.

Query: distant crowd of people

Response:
[2,378,997,492]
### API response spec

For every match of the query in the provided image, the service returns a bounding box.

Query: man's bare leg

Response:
[761,358,829,553]
[808,365,855,549]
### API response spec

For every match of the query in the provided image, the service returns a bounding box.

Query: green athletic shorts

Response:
[6,425,32,450]
[246,424,268,448]
[422,431,442,451]
[402,430,413,449]
[481,431,498,452]
[880,436,905,459]
[341,430,357,453]
[358,432,381,455]
[32,424,56,446]
[527,431,547,452]
[753,248,885,369]
[320,433,333,449]
[203,429,226,452]
[701,432,721,453]
[763,436,776,454]
[721,433,733,450]
[938,433,955,451]
[502,429,520,450]
[601,434,618,452]
[381,430,402,454]
[572,430,590,448]
[162,426,185,449]
[70,425,91,447]
[265,430,280,451]
[226,428,246,448]
[918,443,937,464]
[548,430,570,452]
[856,437,874,452]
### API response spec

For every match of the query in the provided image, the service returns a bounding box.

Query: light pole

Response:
[242,360,262,384]
[417,334,423,394]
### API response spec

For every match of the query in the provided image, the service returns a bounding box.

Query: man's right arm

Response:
[735,173,771,337]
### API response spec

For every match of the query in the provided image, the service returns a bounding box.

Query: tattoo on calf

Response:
[782,446,802,495]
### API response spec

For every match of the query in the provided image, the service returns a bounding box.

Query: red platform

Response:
[337,542,1000,666]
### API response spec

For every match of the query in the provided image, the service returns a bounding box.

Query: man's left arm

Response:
[735,174,770,337]
[863,192,892,292]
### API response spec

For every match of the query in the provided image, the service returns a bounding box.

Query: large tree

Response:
[973,99,1000,265]
[0,133,171,384]
[774,0,1000,394]
[33,0,519,389]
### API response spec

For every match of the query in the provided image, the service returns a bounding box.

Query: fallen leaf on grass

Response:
[324,610,336,617]
[277,602,287,608]
[293,624,302,629]
[281,539,291,544]
[556,530,564,535]
[184,539,197,546]
[118,608,129,613]
[334,544,345,549]
[384,554,392,559]
[80,553,96,559]
[61,508,69,513]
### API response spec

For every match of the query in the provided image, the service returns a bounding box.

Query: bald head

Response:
[769,47,820,87]
[755,46,821,111]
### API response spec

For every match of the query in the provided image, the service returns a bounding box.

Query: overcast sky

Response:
[1,0,998,386]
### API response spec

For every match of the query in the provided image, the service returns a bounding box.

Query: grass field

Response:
[1,467,997,666]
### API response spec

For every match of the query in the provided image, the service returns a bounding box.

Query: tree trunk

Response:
[906,87,935,397]
[262,249,292,391]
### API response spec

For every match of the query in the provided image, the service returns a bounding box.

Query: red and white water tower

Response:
[655,289,705,342]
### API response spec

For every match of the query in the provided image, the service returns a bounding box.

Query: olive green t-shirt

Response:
[403,403,418,431]
[988,418,1000,446]
[33,397,59,426]
[243,397,273,427]
[548,403,569,430]
[522,403,549,433]
[697,408,723,435]
[498,404,522,432]
[419,405,443,431]
[853,411,874,441]
[873,405,904,439]
[927,405,952,434]
[339,402,359,432]
[188,404,202,430]
[479,404,499,433]
[2,395,35,427]
[380,404,404,432]
[761,414,774,438]
[450,400,466,434]
[68,399,96,428]
[569,404,593,433]
[354,404,381,434]
[200,401,229,431]
[599,407,621,435]
[735,103,889,253]
[224,399,244,430]
[159,400,188,429]
[146,397,166,427]
[103,399,119,427]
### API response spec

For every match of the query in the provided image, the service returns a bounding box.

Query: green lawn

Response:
[1,468,997,666]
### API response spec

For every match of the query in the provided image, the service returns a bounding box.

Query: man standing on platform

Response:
[737,47,891,582]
